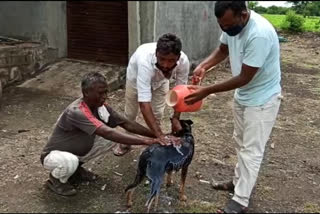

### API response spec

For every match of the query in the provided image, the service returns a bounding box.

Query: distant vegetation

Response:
[249,1,320,16]
[262,13,320,32]
[249,1,320,32]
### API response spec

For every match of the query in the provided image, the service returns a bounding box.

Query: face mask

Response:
[221,23,244,36]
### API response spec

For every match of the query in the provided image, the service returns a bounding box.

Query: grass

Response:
[262,14,284,29]
[302,202,320,213]
[178,200,220,213]
[262,14,320,32]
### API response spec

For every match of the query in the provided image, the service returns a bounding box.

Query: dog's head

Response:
[175,119,193,136]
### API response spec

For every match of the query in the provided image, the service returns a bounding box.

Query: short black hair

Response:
[156,33,182,56]
[214,1,247,18]
[81,72,106,92]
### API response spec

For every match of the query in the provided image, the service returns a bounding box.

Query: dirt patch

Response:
[0,32,320,213]
[281,64,320,100]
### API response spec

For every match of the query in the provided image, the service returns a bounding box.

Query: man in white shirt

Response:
[185,1,282,213]
[113,33,190,156]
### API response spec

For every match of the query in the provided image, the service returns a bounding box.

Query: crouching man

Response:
[40,72,176,196]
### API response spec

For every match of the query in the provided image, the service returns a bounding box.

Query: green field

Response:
[262,14,320,32]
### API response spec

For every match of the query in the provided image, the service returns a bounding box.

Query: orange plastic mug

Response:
[165,85,203,112]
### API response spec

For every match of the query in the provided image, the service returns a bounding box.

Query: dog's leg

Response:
[154,193,160,211]
[166,171,174,187]
[125,164,146,208]
[179,166,188,201]
[126,187,135,208]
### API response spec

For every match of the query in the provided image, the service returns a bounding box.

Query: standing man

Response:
[40,72,170,196]
[113,33,190,156]
[185,1,282,213]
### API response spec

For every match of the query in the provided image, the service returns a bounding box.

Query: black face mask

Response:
[221,23,244,36]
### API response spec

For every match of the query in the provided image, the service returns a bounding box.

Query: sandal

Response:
[217,199,248,213]
[113,144,132,156]
[212,180,235,192]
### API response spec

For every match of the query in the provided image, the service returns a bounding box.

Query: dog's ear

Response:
[185,119,193,126]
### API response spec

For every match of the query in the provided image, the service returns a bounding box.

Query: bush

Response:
[255,6,267,14]
[281,10,305,32]
[315,19,320,31]
[266,5,289,15]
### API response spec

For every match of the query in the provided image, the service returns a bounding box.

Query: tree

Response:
[254,6,268,14]
[248,1,258,10]
[306,2,320,16]
[266,6,289,15]
[287,1,311,17]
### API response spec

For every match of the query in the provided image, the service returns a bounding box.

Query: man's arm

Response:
[185,64,259,104]
[200,43,229,70]
[192,43,229,84]
[139,102,164,138]
[203,35,273,93]
[203,36,273,93]
[206,64,258,93]
[117,113,156,138]
[171,54,188,133]
[101,105,155,138]
[171,111,182,133]
[172,111,181,119]
[139,103,181,145]
[95,124,157,146]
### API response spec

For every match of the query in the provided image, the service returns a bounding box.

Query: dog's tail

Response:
[145,177,162,208]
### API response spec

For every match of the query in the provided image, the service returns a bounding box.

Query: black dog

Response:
[125,119,195,212]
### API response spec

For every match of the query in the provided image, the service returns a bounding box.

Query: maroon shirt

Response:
[41,98,125,159]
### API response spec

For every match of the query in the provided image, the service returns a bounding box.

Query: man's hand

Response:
[159,134,176,146]
[164,134,182,146]
[192,67,206,85]
[158,134,182,146]
[171,117,182,134]
[184,85,210,105]
[144,135,181,147]
[145,137,168,146]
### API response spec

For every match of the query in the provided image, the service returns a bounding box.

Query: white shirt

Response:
[220,10,281,106]
[126,42,190,102]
